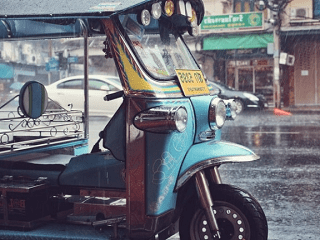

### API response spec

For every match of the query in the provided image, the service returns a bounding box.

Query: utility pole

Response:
[48,39,52,85]
[273,10,281,108]
[256,0,291,108]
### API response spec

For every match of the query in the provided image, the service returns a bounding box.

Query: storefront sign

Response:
[45,57,59,72]
[201,12,263,31]
[236,60,250,66]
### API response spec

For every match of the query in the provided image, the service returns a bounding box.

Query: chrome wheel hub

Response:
[191,202,250,240]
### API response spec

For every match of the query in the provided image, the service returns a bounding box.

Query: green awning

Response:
[203,33,274,50]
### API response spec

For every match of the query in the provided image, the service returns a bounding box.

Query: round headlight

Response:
[209,98,226,129]
[151,2,162,19]
[174,107,188,132]
[140,9,151,26]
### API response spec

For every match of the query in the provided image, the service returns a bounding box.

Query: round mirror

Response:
[19,81,48,119]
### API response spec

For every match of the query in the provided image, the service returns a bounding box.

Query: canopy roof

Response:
[0,0,154,39]
[0,0,151,19]
[0,0,204,40]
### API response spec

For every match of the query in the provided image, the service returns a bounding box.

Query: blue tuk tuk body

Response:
[0,1,267,239]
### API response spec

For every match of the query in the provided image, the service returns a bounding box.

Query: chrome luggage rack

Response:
[0,95,84,155]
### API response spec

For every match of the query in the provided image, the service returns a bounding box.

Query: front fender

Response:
[175,140,259,190]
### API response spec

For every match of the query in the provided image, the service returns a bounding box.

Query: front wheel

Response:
[179,184,267,240]
[234,99,244,114]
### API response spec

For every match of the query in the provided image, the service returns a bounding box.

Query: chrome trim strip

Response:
[175,153,259,191]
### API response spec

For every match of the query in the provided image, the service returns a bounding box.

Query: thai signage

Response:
[201,12,263,31]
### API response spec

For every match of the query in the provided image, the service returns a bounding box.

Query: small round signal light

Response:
[164,0,175,17]
[140,9,151,26]
[151,2,162,19]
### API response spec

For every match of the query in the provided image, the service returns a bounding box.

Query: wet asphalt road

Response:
[89,110,320,240]
[219,110,320,240]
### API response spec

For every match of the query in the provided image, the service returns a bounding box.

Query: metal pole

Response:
[80,20,89,139]
[273,14,281,108]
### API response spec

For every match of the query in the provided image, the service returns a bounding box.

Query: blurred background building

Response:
[197,0,320,108]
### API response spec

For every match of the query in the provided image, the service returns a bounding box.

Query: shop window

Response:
[234,0,255,12]
[315,0,320,18]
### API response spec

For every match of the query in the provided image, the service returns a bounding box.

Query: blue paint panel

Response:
[145,99,195,215]
[59,151,125,189]
[74,144,89,156]
[59,151,126,189]
[179,140,257,177]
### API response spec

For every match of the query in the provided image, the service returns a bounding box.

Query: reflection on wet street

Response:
[220,111,320,239]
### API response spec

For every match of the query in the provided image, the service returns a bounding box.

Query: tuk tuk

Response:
[0,0,268,239]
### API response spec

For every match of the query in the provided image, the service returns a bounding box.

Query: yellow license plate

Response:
[176,69,210,96]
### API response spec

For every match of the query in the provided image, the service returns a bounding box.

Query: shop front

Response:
[281,29,320,107]
[200,33,275,106]
[226,57,274,104]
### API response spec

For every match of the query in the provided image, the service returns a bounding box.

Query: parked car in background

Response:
[46,75,122,117]
[208,81,268,114]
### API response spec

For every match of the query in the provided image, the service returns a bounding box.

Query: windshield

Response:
[119,14,199,79]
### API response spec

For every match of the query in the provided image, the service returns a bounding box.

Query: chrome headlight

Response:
[209,98,226,129]
[134,106,187,133]
[174,107,188,132]
[151,2,162,19]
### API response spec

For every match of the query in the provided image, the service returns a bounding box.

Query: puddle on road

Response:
[222,125,320,149]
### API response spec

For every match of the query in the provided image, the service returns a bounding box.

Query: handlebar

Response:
[104,91,124,101]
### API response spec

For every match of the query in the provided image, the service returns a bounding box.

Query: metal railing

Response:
[0,95,84,155]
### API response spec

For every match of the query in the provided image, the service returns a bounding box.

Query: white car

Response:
[46,75,122,117]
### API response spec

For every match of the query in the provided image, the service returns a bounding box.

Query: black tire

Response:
[179,184,268,240]
[234,99,244,114]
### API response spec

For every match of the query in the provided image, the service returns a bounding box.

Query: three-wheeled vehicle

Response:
[0,0,268,239]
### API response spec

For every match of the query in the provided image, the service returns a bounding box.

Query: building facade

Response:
[198,0,320,108]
